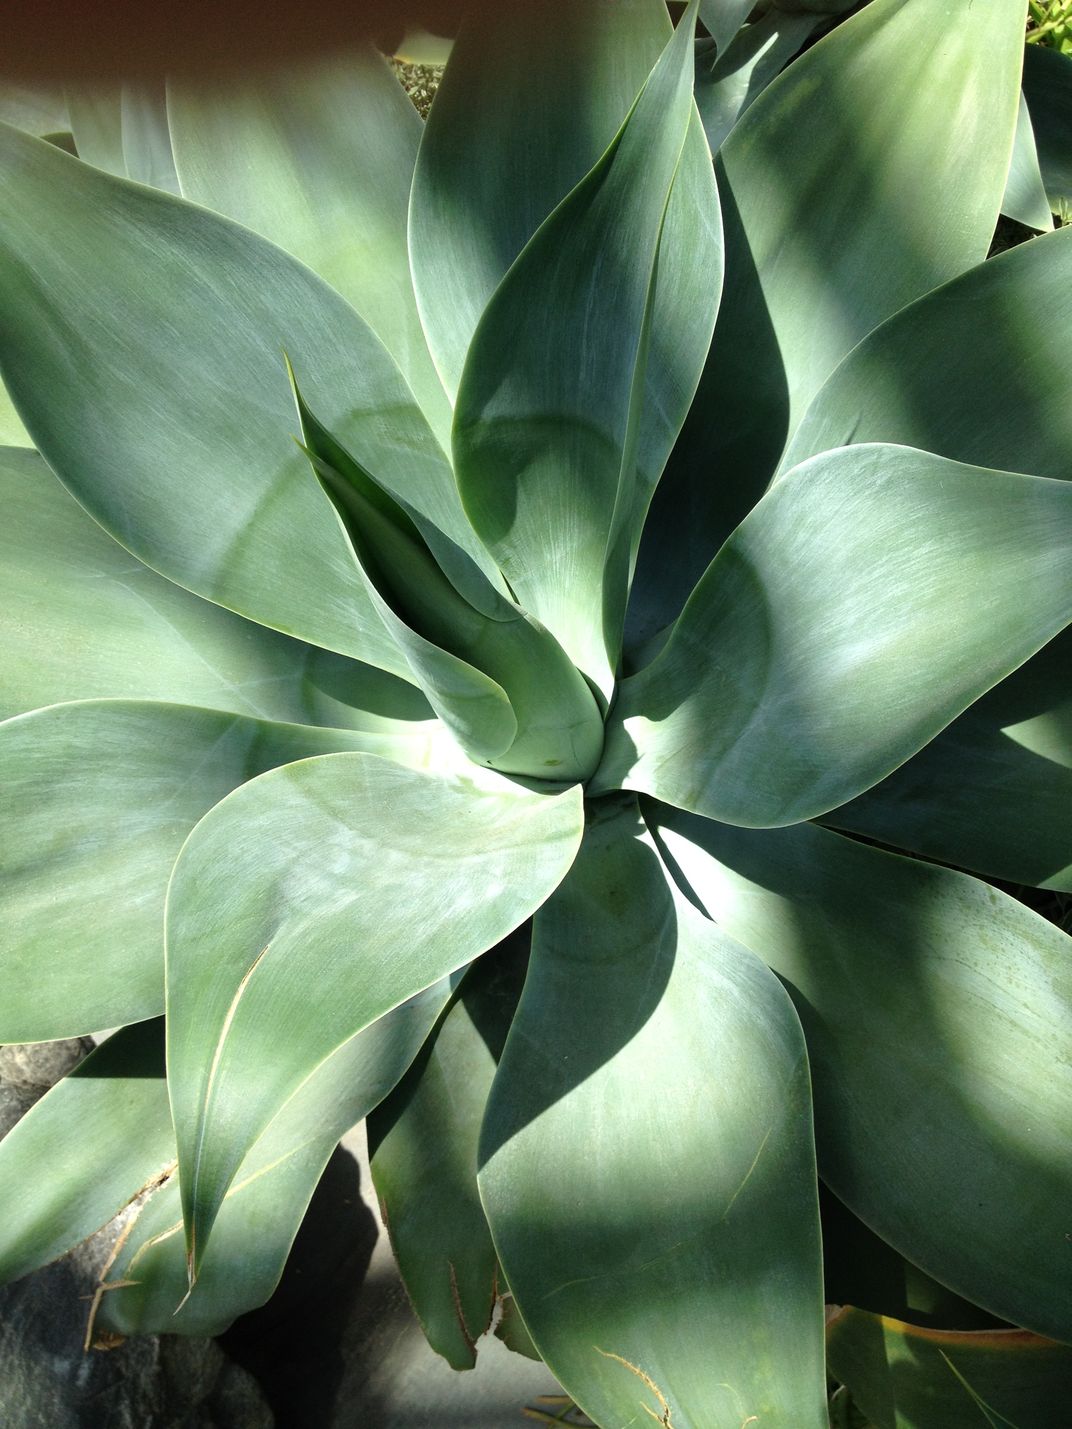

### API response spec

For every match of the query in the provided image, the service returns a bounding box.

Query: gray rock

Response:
[0,1039,92,1139]
[0,1043,273,1429]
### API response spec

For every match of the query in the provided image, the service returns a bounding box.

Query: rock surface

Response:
[0,1041,273,1429]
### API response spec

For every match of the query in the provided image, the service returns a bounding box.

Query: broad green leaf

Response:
[480,797,827,1429]
[699,0,756,54]
[1001,90,1054,232]
[596,446,1072,829]
[0,123,459,676]
[0,82,68,135]
[784,224,1072,481]
[825,629,1072,892]
[369,935,527,1369]
[168,50,450,445]
[827,1308,1072,1429]
[97,984,451,1337]
[0,701,431,1041]
[650,807,1072,1340]
[165,753,584,1272]
[0,1023,174,1287]
[410,1,721,529]
[410,0,672,400]
[293,390,604,780]
[0,447,430,726]
[1024,44,1072,217]
[453,1,712,695]
[640,0,1025,622]
[119,82,180,193]
[694,9,820,156]
[65,86,125,176]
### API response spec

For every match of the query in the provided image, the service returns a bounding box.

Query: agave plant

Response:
[2,0,1071,1423]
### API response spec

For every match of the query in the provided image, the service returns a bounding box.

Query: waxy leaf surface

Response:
[0,1023,173,1288]
[784,223,1072,481]
[0,122,457,676]
[0,701,397,1041]
[598,446,1072,828]
[480,798,827,1428]
[0,447,402,726]
[651,808,1072,1340]
[826,628,1072,892]
[454,1,714,694]
[827,1308,1072,1429]
[641,0,1025,621]
[168,50,450,443]
[369,942,527,1369]
[99,985,451,1337]
[165,753,583,1269]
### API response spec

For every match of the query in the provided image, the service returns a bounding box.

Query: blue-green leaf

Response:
[597,446,1072,828]
[165,754,584,1273]
[480,796,827,1427]
[650,807,1072,1341]
[453,1,713,696]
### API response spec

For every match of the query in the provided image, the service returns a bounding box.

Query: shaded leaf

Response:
[369,933,528,1369]
[168,49,449,443]
[1023,43,1072,216]
[480,796,827,1428]
[0,1023,174,1287]
[649,807,1072,1340]
[827,1307,1072,1429]
[1001,89,1054,232]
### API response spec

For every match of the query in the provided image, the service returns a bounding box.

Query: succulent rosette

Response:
[1,1,1070,1423]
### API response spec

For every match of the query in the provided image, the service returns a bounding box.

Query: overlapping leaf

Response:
[784,224,1072,480]
[453,0,716,695]
[368,938,527,1368]
[637,0,1026,625]
[168,50,450,443]
[0,1023,174,1288]
[598,446,1072,828]
[650,807,1072,1340]
[480,797,826,1427]
[0,701,425,1041]
[98,984,451,1336]
[0,122,462,675]
[825,628,1072,892]
[165,753,583,1271]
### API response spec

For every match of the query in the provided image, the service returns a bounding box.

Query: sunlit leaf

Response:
[165,753,583,1271]
[0,701,426,1041]
[784,224,1072,481]
[97,984,451,1336]
[0,122,459,676]
[597,446,1072,828]
[480,796,827,1427]
[454,1,713,695]
[825,629,1072,892]
[640,0,1025,624]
